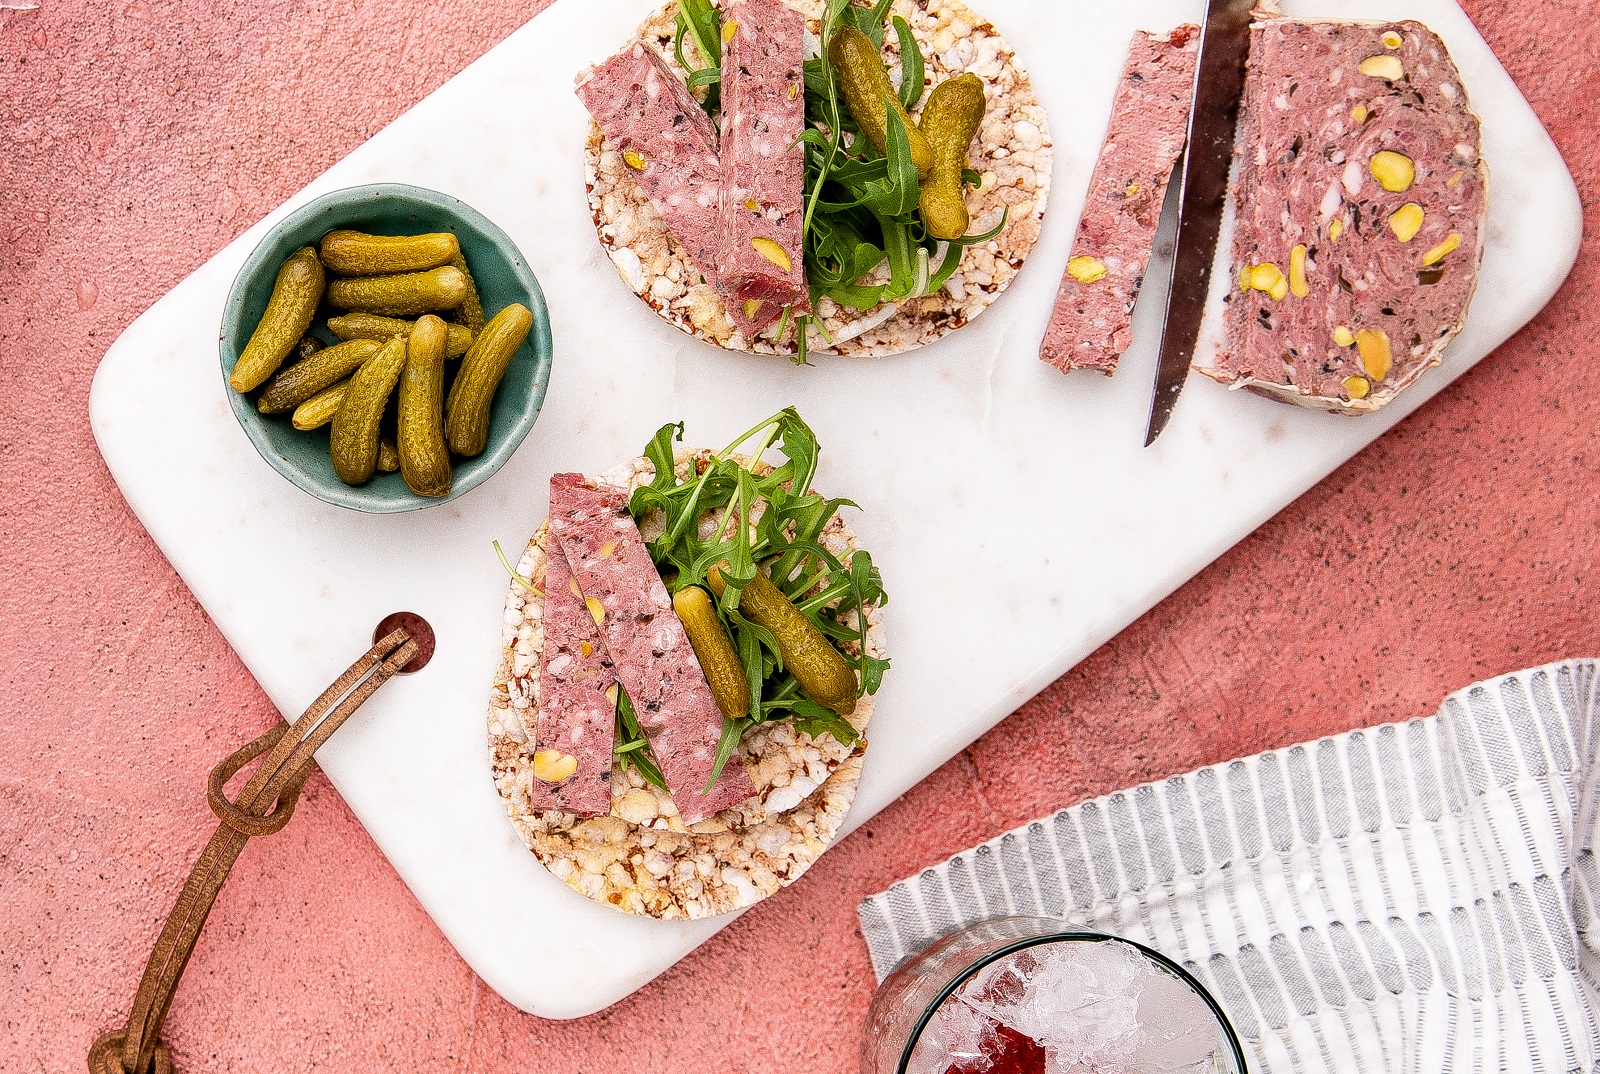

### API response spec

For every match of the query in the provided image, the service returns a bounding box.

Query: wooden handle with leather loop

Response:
[87,628,420,1074]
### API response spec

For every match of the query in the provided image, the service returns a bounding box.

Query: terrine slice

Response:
[1039,27,1198,375]
[577,43,724,287]
[547,474,756,824]
[1198,19,1486,412]
[716,0,811,335]
[531,540,620,817]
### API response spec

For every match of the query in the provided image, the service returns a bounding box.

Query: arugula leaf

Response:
[858,103,921,218]
[493,539,541,597]
[627,410,889,766]
[704,714,752,789]
[848,0,895,47]
[645,420,684,490]
[893,16,924,110]
[674,0,723,114]
[786,699,862,748]
[615,686,668,792]
[925,207,1010,294]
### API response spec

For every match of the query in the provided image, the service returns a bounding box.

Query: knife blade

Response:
[1143,0,1257,446]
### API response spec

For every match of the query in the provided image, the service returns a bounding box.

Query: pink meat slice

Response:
[577,43,724,287]
[1202,19,1485,411]
[715,0,811,334]
[1039,26,1198,375]
[531,541,620,817]
[546,473,756,824]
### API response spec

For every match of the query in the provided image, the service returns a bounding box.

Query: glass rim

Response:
[895,928,1250,1074]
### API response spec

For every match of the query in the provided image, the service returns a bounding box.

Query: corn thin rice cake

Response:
[583,0,1051,357]
[487,451,885,919]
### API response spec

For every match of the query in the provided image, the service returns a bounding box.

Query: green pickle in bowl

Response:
[222,185,550,508]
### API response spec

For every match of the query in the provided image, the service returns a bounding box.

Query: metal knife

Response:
[1143,0,1257,446]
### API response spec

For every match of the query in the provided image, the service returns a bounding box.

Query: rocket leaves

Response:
[674,0,724,110]
[626,408,888,782]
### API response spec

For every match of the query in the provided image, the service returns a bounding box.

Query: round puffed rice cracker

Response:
[583,0,1052,358]
[487,451,886,919]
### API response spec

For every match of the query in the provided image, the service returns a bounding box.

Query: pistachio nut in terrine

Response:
[1198,18,1487,412]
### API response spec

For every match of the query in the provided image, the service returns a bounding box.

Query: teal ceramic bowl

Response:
[220,183,552,513]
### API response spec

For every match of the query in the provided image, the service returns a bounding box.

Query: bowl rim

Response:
[219,181,553,514]
[895,926,1251,1074]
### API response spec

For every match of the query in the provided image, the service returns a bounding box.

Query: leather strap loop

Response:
[87,1029,171,1074]
[91,629,419,1074]
[206,725,302,837]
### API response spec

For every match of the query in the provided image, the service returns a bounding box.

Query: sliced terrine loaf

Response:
[1040,26,1198,375]
[1198,19,1487,412]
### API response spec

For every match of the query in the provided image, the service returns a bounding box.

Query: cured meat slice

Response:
[715,0,811,334]
[577,43,724,286]
[1199,19,1486,412]
[547,473,756,824]
[530,542,619,817]
[1039,27,1198,375]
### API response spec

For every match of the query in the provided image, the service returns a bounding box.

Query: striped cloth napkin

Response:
[857,661,1600,1073]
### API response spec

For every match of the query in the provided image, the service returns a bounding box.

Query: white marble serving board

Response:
[91,0,1578,1019]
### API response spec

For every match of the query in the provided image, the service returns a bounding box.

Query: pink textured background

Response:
[2,0,1594,1069]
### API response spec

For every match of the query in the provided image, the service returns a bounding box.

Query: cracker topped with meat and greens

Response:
[487,408,889,918]
[578,0,1051,359]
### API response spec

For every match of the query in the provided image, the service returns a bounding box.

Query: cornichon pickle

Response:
[828,26,932,177]
[327,312,473,357]
[256,338,380,414]
[291,380,349,430]
[292,335,324,363]
[673,585,749,720]
[917,73,987,241]
[377,438,400,473]
[397,314,452,498]
[707,566,857,716]
[229,246,325,392]
[329,337,407,485]
[444,302,533,458]
[326,266,468,317]
[318,230,459,276]
[449,253,486,334]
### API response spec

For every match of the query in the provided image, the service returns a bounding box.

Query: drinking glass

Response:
[860,916,1249,1074]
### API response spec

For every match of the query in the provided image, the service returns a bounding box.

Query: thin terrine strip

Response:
[531,540,620,817]
[577,43,724,287]
[547,473,756,824]
[1039,27,1198,375]
[716,0,811,334]
[1202,19,1485,412]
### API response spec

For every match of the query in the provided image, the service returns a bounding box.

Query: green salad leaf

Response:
[847,0,895,46]
[675,0,724,111]
[627,408,888,784]
[892,15,924,110]
[614,686,669,791]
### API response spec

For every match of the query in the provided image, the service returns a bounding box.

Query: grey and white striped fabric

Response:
[858,661,1600,1073]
